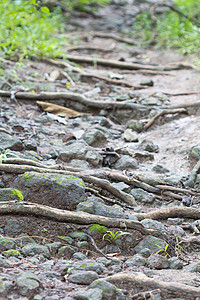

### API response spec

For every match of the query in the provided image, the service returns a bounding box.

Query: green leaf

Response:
[41,6,50,15]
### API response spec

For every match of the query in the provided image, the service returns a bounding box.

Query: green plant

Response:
[156,243,171,258]
[0,0,65,59]
[102,230,130,244]
[174,236,185,257]
[132,0,200,55]
[89,224,107,234]
[0,149,18,164]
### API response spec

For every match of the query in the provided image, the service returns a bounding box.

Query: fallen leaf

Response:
[37,101,85,117]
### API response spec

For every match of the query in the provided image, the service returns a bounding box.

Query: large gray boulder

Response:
[13,172,85,210]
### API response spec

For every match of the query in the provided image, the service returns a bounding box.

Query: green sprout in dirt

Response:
[174,236,185,257]
[156,243,171,258]
[102,230,130,244]
[0,149,18,164]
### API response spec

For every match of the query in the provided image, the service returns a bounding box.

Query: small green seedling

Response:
[102,230,130,243]
[0,149,18,164]
[156,243,171,258]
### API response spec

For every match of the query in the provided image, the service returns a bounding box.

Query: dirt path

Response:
[0,1,200,299]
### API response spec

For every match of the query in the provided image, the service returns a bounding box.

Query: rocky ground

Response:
[0,0,200,299]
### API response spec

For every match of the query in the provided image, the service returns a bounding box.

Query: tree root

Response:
[0,90,148,113]
[105,273,200,298]
[134,206,200,221]
[0,164,136,206]
[0,202,160,237]
[143,108,187,131]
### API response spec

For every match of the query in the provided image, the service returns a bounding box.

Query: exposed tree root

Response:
[0,202,160,237]
[0,90,148,112]
[0,164,136,206]
[86,31,137,45]
[134,206,200,221]
[143,108,187,131]
[66,44,115,52]
[105,273,200,298]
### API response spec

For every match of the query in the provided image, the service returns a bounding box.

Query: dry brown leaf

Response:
[36,101,85,117]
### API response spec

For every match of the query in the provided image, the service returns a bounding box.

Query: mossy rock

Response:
[0,188,24,202]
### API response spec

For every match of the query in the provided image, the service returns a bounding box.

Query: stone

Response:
[126,119,143,132]
[0,237,15,251]
[90,279,125,299]
[77,200,127,219]
[73,252,87,260]
[74,288,103,300]
[69,159,90,169]
[0,188,24,202]
[152,164,170,174]
[189,145,200,160]
[58,246,75,257]
[141,219,165,231]
[0,274,14,297]
[124,129,138,142]
[21,243,50,258]
[16,272,40,296]
[183,262,200,272]
[130,188,154,203]
[125,254,147,267]
[0,255,9,267]
[134,236,166,254]
[58,140,102,166]
[82,128,107,146]
[68,271,99,284]
[141,140,159,152]
[140,248,151,258]
[114,155,138,170]
[68,232,87,240]
[13,172,85,210]
[112,182,131,193]
[169,257,183,269]
[148,254,169,269]
[0,132,23,151]
[71,260,106,275]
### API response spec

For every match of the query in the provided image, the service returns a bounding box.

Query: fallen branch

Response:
[105,273,200,297]
[66,45,115,52]
[134,206,200,221]
[143,108,187,131]
[0,164,136,206]
[0,90,148,112]
[0,202,160,237]
[86,31,137,45]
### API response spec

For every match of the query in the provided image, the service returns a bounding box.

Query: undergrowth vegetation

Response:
[0,0,109,59]
[132,0,200,55]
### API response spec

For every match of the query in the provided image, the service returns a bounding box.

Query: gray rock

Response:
[0,188,24,202]
[16,272,40,296]
[46,242,62,254]
[0,237,15,251]
[0,274,14,297]
[74,288,103,300]
[71,260,106,275]
[73,252,87,260]
[77,200,127,219]
[58,246,75,257]
[90,279,125,299]
[134,236,166,254]
[141,219,165,231]
[21,243,50,258]
[140,248,151,258]
[124,129,138,142]
[69,159,90,169]
[13,172,85,210]
[130,188,154,203]
[112,182,131,193]
[82,128,107,146]
[126,119,143,132]
[96,257,111,267]
[68,232,87,240]
[148,254,169,269]
[189,145,200,160]
[114,155,138,170]
[58,140,102,166]
[141,140,159,152]
[152,164,170,174]
[24,139,37,151]
[77,241,88,248]
[0,255,9,267]
[0,132,23,151]
[169,257,183,269]
[68,271,99,284]
[125,254,147,267]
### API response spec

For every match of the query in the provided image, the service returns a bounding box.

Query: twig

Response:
[0,128,12,135]
[88,31,136,45]
[143,108,187,131]
[66,45,115,52]
[156,185,198,196]
[86,233,111,260]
